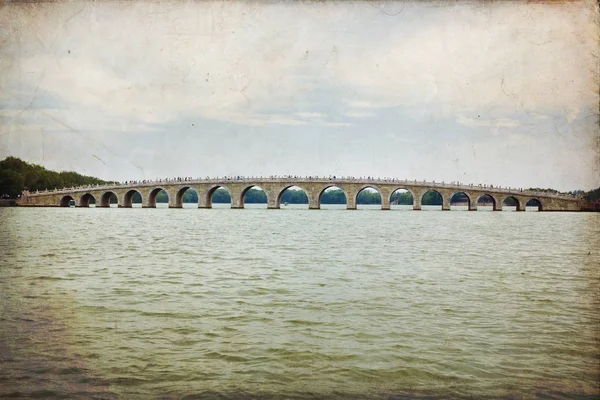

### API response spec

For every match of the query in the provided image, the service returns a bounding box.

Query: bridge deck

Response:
[18,177,583,211]
[24,177,579,201]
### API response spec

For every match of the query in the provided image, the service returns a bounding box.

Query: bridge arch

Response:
[240,185,268,208]
[318,185,347,209]
[526,198,543,211]
[147,187,169,208]
[276,185,309,208]
[421,189,444,210]
[450,191,471,211]
[355,185,382,209]
[78,193,96,207]
[206,185,232,208]
[59,195,75,207]
[100,191,118,207]
[501,196,520,211]
[476,193,498,210]
[123,189,142,208]
[175,186,199,208]
[390,187,415,209]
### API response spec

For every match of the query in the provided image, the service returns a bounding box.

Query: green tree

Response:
[422,190,443,206]
[391,191,413,205]
[321,189,347,204]
[243,188,267,203]
[0,169,25,198]
[357,190,381,204]
[156,190,169,203]
[212,188,231,203]
[280,189,308,204]
[182,189,199,203]
[0,156,113,198]
[449,192,469,204]
[584,187,600,202]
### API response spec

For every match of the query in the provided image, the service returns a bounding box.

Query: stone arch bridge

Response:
[17,178,583,211]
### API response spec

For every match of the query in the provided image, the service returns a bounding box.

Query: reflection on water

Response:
[0,208,598,399]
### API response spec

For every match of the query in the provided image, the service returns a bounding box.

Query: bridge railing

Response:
[23,176,582,200]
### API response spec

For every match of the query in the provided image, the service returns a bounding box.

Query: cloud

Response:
[323,122,352,127]
[294,112,327,119]
[456,116,520,128]
[344,100,389,110]
[343,111,376,118]
[0,1,597,190]
[2,1,597,132]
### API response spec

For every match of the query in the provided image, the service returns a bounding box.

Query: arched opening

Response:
[390,188,414,210]
[356,186,381,210]
[100,192,118,207]
[477,194,496,211]
[148,187,169,208]
[241,185,268,209]
[421,190,443,211]
[525,198,542,212]
[123,190,142,208]
[277,185,309,209]
[176,187,199,208]
[319,186,347,209]
[450,192,470,211]
[59,195,75,207]
[206,186,231,209]
[79,193,96,207]
[502,196,519,212]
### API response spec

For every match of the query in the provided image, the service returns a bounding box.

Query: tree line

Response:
[2,157,599,204]
[0,157,113,199]
[584,188,600,202]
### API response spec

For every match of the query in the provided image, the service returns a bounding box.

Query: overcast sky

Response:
[0,1,598,190]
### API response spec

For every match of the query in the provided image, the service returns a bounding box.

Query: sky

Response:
[0,0,598,191]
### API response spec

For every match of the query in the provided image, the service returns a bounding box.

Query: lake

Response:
[0,206,598,399]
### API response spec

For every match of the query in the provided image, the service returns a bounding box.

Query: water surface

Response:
[0,207,598,399]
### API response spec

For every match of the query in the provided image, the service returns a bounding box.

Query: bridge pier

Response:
[413,195,422,210]
[168,196,181,208]
[381,193,391,210]
[468,199,477,211]
[441,192,450,210]
[198,195,209,209]
[267,197,279,209]
[230,189,242,208]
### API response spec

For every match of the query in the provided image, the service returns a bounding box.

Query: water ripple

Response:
[0,207,598,399]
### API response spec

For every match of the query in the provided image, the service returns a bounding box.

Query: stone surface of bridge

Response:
[17,177,583,211]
